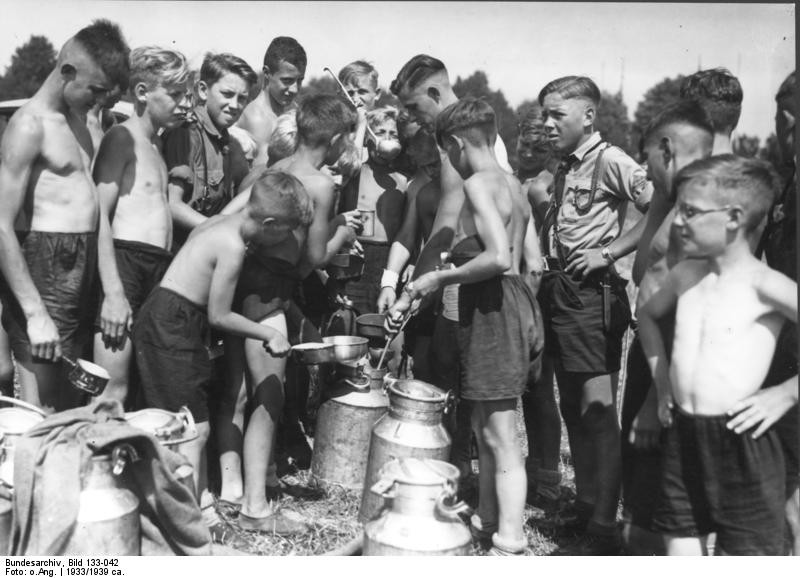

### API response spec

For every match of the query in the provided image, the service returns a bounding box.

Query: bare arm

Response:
[522,210,543,296]
[206,241,289,356]
[0,112,61,360]
[377,186,419,313]
[638,265,682,427]
[93,126,134,347]
[757,268,797,323]
[168,179,207,230]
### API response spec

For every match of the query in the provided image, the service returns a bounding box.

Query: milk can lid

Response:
[388,379,447,402]
[378,457,460,486]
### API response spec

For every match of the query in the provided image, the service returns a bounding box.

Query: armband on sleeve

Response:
[381,269,399,290]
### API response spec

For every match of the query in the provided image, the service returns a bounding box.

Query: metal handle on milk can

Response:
[369,477,396,499]
[178,406,197,438]
[443,390,456,415]
[434,480,471,520]
[382,373,398,394]
[345,375,371,390]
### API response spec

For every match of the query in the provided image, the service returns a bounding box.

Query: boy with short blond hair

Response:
[93,46,191,406]
[392,97,538,555]
[639,155,797,556]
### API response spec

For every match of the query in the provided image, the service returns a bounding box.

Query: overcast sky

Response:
[0,1,794,140]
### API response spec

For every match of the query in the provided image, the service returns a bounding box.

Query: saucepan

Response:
[290,342,337,366]
[322,335,369,364]
[125,406,198,448]
[62,356,110,396]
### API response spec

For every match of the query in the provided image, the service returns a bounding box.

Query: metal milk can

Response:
[0,396,46,487]
[0,492,10,556]
[310,363,389,489]
[64,446,141,555]
[359,378,452,522]
[363,457,471,556]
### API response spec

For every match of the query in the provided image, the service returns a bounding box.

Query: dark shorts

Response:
[538,269,631,373]
[763,322,799,492]
[429,313,461,393]
[94,239,172,328]
[133,287,211,422]
[0,231,97,362]
[234,254,298,322]
[653,406,786,555]
[620,332,664,530]
[341,241,390,316]
[457,275,541,401]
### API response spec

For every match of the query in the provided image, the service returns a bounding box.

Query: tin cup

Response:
[359,210,375,237]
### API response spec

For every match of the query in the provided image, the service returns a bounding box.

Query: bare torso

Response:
[670,259,787,414]
[104,123,172,249]
[160,215,240,306]
[237,94,278,166]
[355,161,407,244]
[15,102,98,232]
[454,170,525,276]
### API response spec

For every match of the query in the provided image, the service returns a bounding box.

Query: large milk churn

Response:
[0,396,46,487]
[64,446,141,555]
[359,378,452,522]
[310,363,390,489]
[363,457,471,555]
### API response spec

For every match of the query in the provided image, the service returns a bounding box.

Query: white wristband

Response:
[381,269,399,290]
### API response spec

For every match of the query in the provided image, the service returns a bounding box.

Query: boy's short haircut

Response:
[775,71,795,110]
[129,46,190,91]
[390,54,446,96]
[680,68,743,134]
[267,110,298,166]
[366,106,398,131]
[263,37,307,73]
[538,76,601,107]
[296,94,356,148]
[249,169,314,228]
[517,103,548,145]
[200,52,257,88]
[435,96,497,148]
[339,60,379,89]
[643,99,715,143]
[73,19,131,92]
[674,154,781,233]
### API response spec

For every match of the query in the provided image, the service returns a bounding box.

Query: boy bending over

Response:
[639,155,797,555]
[133,170,313,537]
[392,97,538,555]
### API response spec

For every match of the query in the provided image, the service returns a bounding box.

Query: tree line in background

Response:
[0,35,786,176]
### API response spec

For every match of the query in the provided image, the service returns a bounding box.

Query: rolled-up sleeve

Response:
[162,125,193,187]
[607,150,653,212]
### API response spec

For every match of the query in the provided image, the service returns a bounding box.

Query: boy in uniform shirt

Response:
[639,155,796,555]
[92,46,191,406]
[536,75,652,554]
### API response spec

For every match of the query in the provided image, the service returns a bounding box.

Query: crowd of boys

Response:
[0,19,795,556]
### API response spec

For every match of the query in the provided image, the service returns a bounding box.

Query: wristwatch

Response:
[601,246,616,264]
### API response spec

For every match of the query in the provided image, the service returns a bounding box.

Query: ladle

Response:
[323,67,402,159]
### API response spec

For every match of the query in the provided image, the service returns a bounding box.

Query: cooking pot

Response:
[63,356,110,396]
[322,336,369,363]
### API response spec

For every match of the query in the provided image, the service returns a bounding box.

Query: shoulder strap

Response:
[195,124,210,201]
[588,142,613,205]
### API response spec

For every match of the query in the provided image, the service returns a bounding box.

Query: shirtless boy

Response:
[622,100,714,554]
[0,20,129,411]
[392,97,537,555]
[221,95,356,533]
[639,155,797,556]
[92,47,191,405]
[133,170,312,539]
[237,37,306,167]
